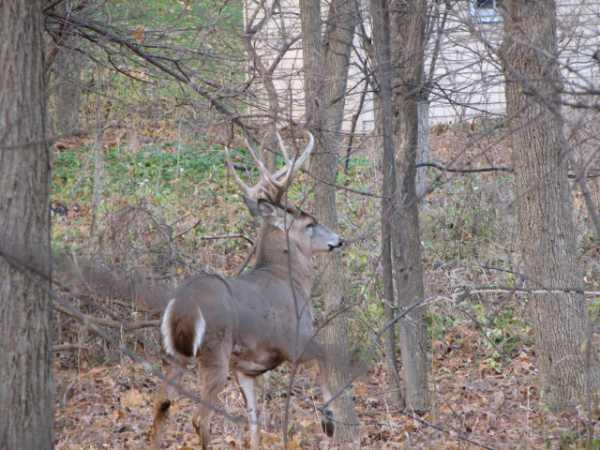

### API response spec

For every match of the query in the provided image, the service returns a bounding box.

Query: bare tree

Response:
[0,1,54,448]
[46,0,86,135]
[369,0,429,411]
[299,0,360,442]
[243,1,293,171]
[389,0,429,413]
[501,0,600,410]
[369,0,405,408]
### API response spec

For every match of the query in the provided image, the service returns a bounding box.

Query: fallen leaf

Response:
[225,433,236,448]
[120,390,144,409]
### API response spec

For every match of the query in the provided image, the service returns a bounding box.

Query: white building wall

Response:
[428,0,600,124]
[245,0,600,130]
[244,0,374,133]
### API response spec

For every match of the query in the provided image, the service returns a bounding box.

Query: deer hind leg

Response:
[235,371,260,450]
[299,340,335,437]
[153,353,186,450]
[193,359,229,450]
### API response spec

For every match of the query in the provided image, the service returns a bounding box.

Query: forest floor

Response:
[51,124,600,450]
[52,335,596,450]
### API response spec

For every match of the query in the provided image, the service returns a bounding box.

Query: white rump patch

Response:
[161,299,177,356]
[192,308,206,357]
[161,299,206,357]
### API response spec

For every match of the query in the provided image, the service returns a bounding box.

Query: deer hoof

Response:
[321,409,335,437]
[160,399,171,413]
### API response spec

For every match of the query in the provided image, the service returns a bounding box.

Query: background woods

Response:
[1,0,600,448]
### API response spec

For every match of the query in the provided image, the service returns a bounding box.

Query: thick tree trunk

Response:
[502,0,600,410]
[299,0,360,442]
[0,1,54,448]
[389,0,429,413]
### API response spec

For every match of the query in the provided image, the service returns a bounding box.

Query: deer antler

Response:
[225,132,314,205]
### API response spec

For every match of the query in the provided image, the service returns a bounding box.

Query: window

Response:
[470,0,502,23]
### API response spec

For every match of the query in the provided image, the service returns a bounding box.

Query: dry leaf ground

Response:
[53,333,599,450]
[51,123,600,450]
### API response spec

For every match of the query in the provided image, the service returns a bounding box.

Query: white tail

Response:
[160,298,206,358]
[153,132,342,450]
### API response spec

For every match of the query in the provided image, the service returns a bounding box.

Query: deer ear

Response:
[256,198,286,229]
[243,196,263,223]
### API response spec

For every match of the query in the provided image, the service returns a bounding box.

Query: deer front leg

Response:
[153,354,186,450]
[235,371,260,450]
[299,340,335,438]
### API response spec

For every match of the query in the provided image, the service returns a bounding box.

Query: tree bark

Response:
[0,1,54,448]
[50,1,84,135]
[299,0,360,442]
[502,0,600,410]
[389,0,429,412]
[369,0,405,408]
[243,1,282,172]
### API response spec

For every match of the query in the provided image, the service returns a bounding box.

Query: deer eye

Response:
[306,222,314,229]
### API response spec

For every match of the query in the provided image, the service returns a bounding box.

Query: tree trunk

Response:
[243,2,282,172]
[0,1,54,448]
[389,0,429,413]
[369,0,405,408]
[416,99,430,198]
[299,0,360,442]
[502,0,600,410]
[48,1,84,135]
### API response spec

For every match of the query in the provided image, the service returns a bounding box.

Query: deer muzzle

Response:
[329,237,345,252]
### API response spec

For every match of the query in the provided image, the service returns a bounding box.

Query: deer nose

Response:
[329,237,345,251]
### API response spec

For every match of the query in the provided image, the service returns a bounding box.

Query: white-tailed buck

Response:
[153,132,343,450]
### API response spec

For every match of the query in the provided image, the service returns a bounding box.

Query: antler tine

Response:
[226,131,315,204]
[225,145,265,200]
[270,132,315,189]
[267,132,314,206]
[243,134,282,193]
[275,132,292,168]
[225,132,283,200]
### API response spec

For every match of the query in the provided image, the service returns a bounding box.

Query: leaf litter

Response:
[53,338,600,450]
[51,124,600,449]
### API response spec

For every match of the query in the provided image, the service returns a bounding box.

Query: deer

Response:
[152,132,344,450]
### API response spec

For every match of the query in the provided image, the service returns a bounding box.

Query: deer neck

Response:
[253,225,313,296]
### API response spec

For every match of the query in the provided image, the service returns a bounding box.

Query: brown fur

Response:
[153,198,343,450]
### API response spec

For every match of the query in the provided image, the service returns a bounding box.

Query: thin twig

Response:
[196,234,254,244]
[416,162,513,173]
[0,246,240,423]
[54,303,159,329]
